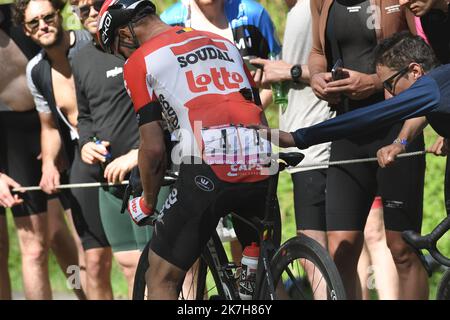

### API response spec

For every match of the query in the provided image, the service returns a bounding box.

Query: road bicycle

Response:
[132,153,347,300]
[402,215,450,300]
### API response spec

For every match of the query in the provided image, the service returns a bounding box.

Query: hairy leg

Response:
[84,247,113,300]
[146,249,186,300]
[47,199,86,300]
[113,249,141,299]
[386,230,428,300]
[14,213,52,300]
[327,230,364,300]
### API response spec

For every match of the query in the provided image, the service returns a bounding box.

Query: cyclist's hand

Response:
[377,143,406,168]
[0,173,23,207]
[104,150,137,183]
[39,163,60,194]
[127,195,154,226]
[427,136,448,156]
[81,141,110,165]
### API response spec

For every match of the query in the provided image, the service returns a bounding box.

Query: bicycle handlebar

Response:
[402,215,450,267]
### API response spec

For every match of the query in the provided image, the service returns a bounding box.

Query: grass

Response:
[4,0,448,300]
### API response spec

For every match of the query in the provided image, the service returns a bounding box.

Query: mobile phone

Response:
[331,59,344,81]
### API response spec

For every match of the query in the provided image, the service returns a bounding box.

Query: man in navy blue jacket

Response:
[274,32,449,162]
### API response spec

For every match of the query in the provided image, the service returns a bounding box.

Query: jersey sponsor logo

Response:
[186,67,244,93]
[194,175,215,192]
[106,66,123,78]
[158,94,180,130]
[177,47,235,68]
[159,188,178,215]
[227,164,264,177]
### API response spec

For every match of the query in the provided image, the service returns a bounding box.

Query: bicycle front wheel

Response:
[437,269,450,300]
[259,235,346,300]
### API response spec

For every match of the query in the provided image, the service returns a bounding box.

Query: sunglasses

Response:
[76,0,105,20]
[24,11,58,32]
[383,66,409,95]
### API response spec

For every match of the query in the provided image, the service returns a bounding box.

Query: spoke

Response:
[285,264,309,300]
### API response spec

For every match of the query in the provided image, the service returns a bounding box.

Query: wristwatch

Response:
[290,64,302,84]
[393,138,408,147]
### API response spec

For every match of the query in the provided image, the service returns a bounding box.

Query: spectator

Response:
[0,2,85,300]
[14,0,113,299]
[307,0,426,300]
[72,0,170,298]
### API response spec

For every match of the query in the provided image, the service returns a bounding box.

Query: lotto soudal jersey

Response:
[123,27,271,183]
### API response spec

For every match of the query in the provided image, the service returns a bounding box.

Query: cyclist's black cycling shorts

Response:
[150,161,270,271]
[326,122,425,232]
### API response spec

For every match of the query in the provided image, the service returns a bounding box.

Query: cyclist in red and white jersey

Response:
[97,0,273,299]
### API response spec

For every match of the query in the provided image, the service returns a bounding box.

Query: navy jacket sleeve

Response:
[292,76,441,149]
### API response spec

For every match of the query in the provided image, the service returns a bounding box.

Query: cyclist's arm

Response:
[138,120,167,209]
[291,76,440,149]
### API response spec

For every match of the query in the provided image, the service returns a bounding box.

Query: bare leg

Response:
[298,229,328,299]
[386,231,428,300]
[47,199,86,300]
[14,213,52,300]
[363,207,398,299]
[64,209,87,296]
[327,230,364,300]
[0,215,11,300]
[146,249,186,300]
[356,242,371,300]
[84,247,114,300]
[181,259,202,300]
[113,250,141,299]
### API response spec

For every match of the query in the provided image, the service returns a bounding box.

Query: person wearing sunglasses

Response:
[13,0,119,299]
[263,32,449,167]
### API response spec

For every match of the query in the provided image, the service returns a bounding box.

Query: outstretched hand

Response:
[247,124,296,148]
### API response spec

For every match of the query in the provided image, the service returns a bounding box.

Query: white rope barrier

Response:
[295,150,427,170]
[11,151,426,192]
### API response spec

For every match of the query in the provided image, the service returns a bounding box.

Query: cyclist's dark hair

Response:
[12,0,66,26]
[373,31,440,72]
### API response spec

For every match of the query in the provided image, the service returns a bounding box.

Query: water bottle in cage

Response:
[239,242,260,300]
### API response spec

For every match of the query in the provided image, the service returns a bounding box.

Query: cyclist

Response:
[97,0,272,299]
[161,0,281,269]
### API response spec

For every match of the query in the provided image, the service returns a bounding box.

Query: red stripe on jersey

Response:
[124,50,154,112]
[170,37,228,56]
